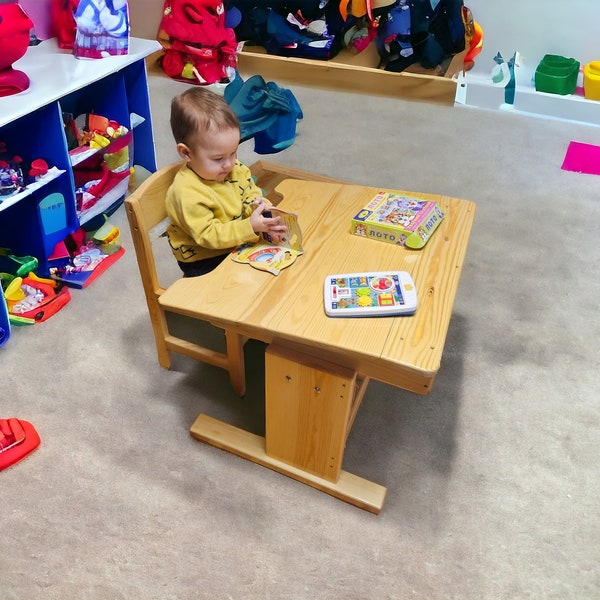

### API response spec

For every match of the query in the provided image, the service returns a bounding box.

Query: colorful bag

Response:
[73,0,130,58]
[157,0,237,84]
[376,0,466,72]
[231,0,347,61]
[224,75,303,154]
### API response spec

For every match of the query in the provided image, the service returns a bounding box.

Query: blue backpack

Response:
[224,75,303,154]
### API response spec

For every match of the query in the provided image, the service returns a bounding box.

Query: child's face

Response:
[178,126,240,182]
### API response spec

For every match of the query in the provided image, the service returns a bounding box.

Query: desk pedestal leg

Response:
[190,344,387,513]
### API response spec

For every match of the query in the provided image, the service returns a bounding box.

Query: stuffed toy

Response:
[0,2,34,97]
[157,0,237,85]
[51,0,80,50]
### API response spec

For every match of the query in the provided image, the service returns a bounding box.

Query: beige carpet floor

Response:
[1,59,599,599]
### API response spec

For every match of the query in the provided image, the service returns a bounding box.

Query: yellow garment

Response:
[166,161,266,263]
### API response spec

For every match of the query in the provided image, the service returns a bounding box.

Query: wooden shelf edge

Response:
[237,46,460,106]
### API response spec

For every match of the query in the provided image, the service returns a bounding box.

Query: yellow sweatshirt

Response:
[165,161,265,263]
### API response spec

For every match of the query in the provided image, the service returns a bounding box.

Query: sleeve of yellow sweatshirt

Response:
[166,162,278,262]
[171,173,260,251]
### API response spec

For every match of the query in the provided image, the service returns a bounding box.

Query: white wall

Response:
[467,0,600,73]
[129,0,164,40]
[16,0,600,72]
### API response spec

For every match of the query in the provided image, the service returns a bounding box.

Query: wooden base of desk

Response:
[190,414,387,514]
[191,343,385,513]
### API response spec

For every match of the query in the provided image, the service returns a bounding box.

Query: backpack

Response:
[375,0,466,72]
[224,74,303,154]
[51,0,80,50]
[230,0,347,61]
[157,0,238,84]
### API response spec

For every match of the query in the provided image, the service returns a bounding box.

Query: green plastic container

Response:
[534,54,580,95]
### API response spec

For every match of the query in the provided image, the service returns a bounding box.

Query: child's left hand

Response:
[250,200,287,242]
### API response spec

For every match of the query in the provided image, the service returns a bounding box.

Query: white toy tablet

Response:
[324,271,418,317]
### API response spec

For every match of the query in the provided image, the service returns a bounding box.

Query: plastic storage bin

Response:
[534,54,580,95]
[583,62,600,101]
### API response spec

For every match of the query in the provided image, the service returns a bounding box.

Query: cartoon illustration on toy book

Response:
[351,191,444,249]
[232,207,303,276]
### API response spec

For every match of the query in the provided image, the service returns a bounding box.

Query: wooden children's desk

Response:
[160,180,476,513]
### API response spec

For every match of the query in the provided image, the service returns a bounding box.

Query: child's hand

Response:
[250,201,287,243]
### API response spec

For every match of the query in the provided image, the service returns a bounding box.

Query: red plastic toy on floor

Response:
[0,419,41,471]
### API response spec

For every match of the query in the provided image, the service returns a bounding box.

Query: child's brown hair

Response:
[170,87,239,149]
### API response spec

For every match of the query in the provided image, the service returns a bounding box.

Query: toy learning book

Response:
[231,207,303,276]
[351,191,444,249]
[324,271,417,317]
[50,246,125,289]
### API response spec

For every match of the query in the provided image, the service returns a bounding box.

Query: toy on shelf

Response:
[157,0,237,85]
[462,6,483,73]
[73,0,130,59]
[535,54,580,96]
[0,142,24,198]
[0,141,60,204]
[491,51,518,105]
[69,113,132,216]
[0,250,38,278]
[583,62,600,101]
[0,3,34,97]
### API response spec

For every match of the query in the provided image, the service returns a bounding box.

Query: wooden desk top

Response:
[160,180,475,394]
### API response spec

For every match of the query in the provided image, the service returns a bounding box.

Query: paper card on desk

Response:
[231,207,303,276]
[561,141,600,176]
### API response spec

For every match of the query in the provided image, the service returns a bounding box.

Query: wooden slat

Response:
[190,414,387,514]
[264,344,356,482]
[237,44,459,105]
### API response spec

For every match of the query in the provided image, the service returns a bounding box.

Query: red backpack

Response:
[51,0,80,50]
[157,0,237,85]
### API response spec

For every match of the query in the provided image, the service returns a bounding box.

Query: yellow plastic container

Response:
[583,62,600,101]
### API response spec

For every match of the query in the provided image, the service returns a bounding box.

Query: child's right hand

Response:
[250,201,287,243]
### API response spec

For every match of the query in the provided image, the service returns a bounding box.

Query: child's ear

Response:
[176,143,192,162]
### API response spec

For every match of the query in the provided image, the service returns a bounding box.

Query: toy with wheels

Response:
[0,419,41,471]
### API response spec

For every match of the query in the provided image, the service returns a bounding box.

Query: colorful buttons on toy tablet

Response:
[369,276,394,293]
[324,271,418,317]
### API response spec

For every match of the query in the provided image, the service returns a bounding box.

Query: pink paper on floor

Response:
[561,141,600,176]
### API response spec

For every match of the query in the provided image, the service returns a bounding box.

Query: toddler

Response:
[166,87,286,277]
